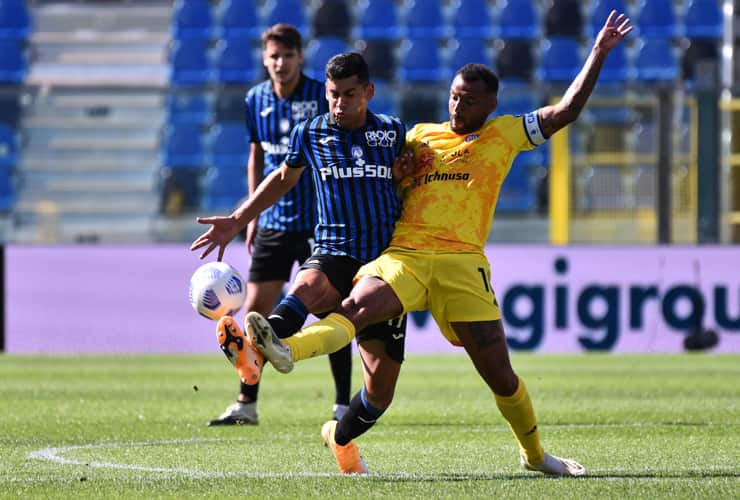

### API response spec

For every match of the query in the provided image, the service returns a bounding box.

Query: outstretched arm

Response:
[538,10,633,138]
[190,164,305,260]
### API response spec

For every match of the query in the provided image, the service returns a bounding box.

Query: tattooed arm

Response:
[538,10,634,138]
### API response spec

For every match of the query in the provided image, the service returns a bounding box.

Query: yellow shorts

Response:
[356,246,501,346]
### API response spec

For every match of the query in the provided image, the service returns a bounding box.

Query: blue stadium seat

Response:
[162,124,206,168]
[0,39,26,83]
[0,164,14,211]
[635,0,679,38]
[494,89,537,117]
[214,37,259,84]
[597,41,629,83]
[166,91,211,126]
[0,122,18,168]
[398,38,444,83]
[370,81,397,116]
[202,166,247,210]
[498,153,540,213]
[215,0,262,40]
[304,36,350,80]
[497,0,539,40]
[447,38,489,80]
[403,0,449,39]
[633,37,678,82]
[587,0,628,38]
[171,0,213,40]
[450,0,494,39]
[538,37,582,83]
[169,38,212,86]
[684,0,722,40]
[355,0,402,40]
[264,0,307,35]
[496,40,535,83]
[0,0,31,40]
[207,121,248,171]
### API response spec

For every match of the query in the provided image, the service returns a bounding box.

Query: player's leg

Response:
[280,276,405,362]
[453,320,584,476]
[211,229,301,425]
[322,321,405,474]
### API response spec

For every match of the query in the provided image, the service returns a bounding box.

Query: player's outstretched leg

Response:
[207,401,258,426]
[216,316,263,384]
[521,453,585,477]
[245,311,294,373]
[321,420,367,474]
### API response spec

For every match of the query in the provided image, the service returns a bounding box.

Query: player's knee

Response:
[363,382,395,409]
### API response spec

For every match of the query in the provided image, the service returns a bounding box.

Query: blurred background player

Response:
[240,11,633,476]
[208,23,353,426]
[191,52,410,404]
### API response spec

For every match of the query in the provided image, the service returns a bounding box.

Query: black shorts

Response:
[248,229,312,283]
[301,253,407,364]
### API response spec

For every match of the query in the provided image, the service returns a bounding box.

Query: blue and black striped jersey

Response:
[284,111,405,262]
[244,74,327,231]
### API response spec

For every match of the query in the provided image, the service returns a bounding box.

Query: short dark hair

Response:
[261,23,302,52]
[325,52,369,84]
[454,64,499,96]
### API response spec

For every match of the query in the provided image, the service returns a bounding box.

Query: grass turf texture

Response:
[0,353,738,498]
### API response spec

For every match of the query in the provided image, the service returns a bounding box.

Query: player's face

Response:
[448,75,497,135]
[325,76,374,129]
[262,40,303,86]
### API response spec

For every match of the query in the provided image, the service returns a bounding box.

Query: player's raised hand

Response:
[190,215,241,261]
[595,10,633,52]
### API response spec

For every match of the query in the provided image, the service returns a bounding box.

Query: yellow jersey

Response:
[391,112,546,252]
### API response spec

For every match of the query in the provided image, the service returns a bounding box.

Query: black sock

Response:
[328,344,352,406]
[267,294,308,339]
[334,387,385,445]
[238,381,259,403]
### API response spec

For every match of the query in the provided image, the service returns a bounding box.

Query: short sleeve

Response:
[284,120,308,168]
[244,92,259,144]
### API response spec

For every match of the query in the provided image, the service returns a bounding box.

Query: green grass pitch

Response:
[1,353,738,498]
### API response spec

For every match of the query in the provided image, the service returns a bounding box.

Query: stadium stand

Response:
[449,0,494,40]
[313,0,352,40]
[0,39,27,83]
[402,0,449,40]
[214,0,262,40]
[496,39,535,83]
[358,39,397,82]
[684,0,722,39]
[4,0,732,242]
[635,0,680,38]
[538,37,583,83]
[170,0,213,40]
[304,36,351,81]
[354,0,401,41]
[0,122,18,169]
[0,0,31,41]
[398,37,445,83]
[166,90,211,126]
[264,0,308,36]
[496,0,540,40]
[169,37,212,86]
[586,0,629,38]
[214,36,259,84]
[544,0,583,38]
[633,36,679,82]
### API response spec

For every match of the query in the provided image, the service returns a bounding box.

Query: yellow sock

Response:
[283,313,356,362]
[494,376,545,465]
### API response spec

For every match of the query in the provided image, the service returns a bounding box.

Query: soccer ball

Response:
[189,261,247,320]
